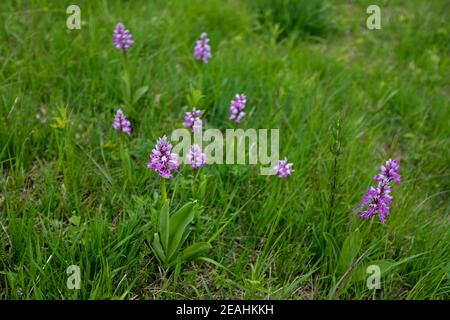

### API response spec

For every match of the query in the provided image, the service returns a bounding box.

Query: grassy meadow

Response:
[0,0,449,299]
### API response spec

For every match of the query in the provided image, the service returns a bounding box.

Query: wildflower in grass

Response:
[113,23,134,53]
[187,144,207,169]
[112,109,131,135]
[358,159,400,223]
[375,159,401,184]
[148,136,179,179]
[229,94,247,124]
[275,158,294,178]
[183,108,203,133]
[358,183,392,223]
[194,32,212,63]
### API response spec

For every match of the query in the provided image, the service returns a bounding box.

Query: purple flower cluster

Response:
[112,109,132,135]
[194,33,212,64]
[375,159,401,184]
[275,158,294,178]
[148,136,179,179]
[187,145,207,169]
[358,159,401,224]
[108,27,296,180]
[113,23,134,53]
[229,94,247,124]
[183,108,203,133]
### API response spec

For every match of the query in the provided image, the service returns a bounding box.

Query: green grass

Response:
[0,0,449,299]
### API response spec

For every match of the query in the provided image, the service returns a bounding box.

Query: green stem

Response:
[194,169,200,183]
[192,169,200,197]
[123,51,128,68]
[123,51,131,106]
[161,179,167,204]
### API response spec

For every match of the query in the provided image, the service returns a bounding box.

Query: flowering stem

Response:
[123,51,131,106]
[123,51,128,68]
[119,135,132,186]
[192,169,200,197]
[194,169,200,183]
[161,179,167,204]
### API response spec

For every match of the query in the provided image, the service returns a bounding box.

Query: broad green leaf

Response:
[337,229,362,273]
[69,215,81,226]
[352,252,430,283]
[198,179,207,199]
[167,202,196,260]
[159,202,170,252]
[352,260,396,282]
[51,106,69,129]
[186,89,204,108]
[132,86,149,104]
[151,233,166,264]
[169,202,196,238]
[181,242,212,262]
[180,229,191,250]
[121,74,131,101]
